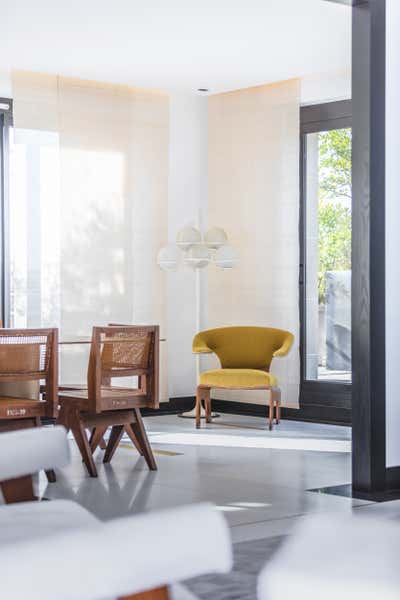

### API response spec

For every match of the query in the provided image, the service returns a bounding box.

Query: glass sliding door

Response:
[300,101,352,419]
[305,127,352,381]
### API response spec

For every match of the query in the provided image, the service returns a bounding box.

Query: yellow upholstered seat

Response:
[192,326,294,430]
[199,369,277,388]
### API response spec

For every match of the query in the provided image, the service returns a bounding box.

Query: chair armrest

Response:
[192,332,213,354]
[0,426,70,481]
[273,332,294,358]
[0,503,232,600]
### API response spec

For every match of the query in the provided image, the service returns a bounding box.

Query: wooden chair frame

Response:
[0,328,58,483]
[57,326,159,477]
[196,384,281,431]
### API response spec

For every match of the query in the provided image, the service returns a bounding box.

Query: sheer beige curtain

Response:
[207,79,300,407]
[11,71,169,398]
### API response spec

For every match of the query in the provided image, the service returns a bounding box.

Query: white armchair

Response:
[0,427,232,600]
[258,512,400,600]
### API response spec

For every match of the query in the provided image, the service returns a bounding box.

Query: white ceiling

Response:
[0,0,351,94]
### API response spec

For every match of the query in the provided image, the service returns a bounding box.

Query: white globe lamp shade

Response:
[184,244,211,269]
[176,226,201,249]
[214,244,239,269]
[204,227,228,249]
[157,244,181,271]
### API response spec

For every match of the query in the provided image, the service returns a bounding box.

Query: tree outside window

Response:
[318,128,352,304]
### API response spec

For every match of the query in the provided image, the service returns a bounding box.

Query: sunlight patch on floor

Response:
[148,432,351,453]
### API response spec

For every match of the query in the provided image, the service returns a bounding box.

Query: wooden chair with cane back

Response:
[58,323,148,455]
[192,326,294,430]
[57,325,159,477]
[0,328,59,483]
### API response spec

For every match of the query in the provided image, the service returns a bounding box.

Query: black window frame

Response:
[0,98,12,327]
[299,99,352,425]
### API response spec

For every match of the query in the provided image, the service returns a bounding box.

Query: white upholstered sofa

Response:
[0,426,232,600]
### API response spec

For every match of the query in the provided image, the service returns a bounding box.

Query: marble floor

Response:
[38,414,400,543]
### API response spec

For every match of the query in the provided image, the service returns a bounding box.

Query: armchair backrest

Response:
[87,325,159,412]
[193,326,293,370]
[0,328,58,417]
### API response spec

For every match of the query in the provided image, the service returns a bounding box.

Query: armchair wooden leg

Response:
[270,387,281,429]
[204,389,212,424]
[276,398,281,424]
[119,586,170,600]
[195,387,202,429]
[268,390,274,431]
[0,475,36,504]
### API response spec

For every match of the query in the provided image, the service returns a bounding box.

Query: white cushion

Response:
[0,502,232,600]
[258,513,400,600]
[171,584,199,600]
[0,426,70,481]
[0,499,98,544]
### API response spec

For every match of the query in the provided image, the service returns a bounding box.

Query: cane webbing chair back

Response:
[87,326,159,413]
[0,328,58,418]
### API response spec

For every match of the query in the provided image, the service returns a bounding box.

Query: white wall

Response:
[386,0,400,468]
[301,69,351,105]
[166,93,208,398]
[0,69,12,97]
[207,80,300,408]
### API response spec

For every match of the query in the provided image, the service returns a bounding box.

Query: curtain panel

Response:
[207,79,300,407]
[11,71,169,398]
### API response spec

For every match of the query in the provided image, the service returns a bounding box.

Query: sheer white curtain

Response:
[11,71,169,397]
[207,80,300,407]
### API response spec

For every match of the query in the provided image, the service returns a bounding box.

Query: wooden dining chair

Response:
[57,326,159,477]
[0,328,59,482]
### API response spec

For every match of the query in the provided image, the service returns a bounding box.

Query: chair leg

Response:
[204,389,212,424]
[89,426,109,453]
[119,586,170,600]
[1,475,36,504]
[276,393,281,424]
[56,404,70,433]
[131,409,157,471]
[69,410,98,478]
[272,387,281,425]
[269,387,281,430]
[195,387,202,429]
[268,390,274,431]
[103,425,124,463]
[124,423,143,455]
[45,469,57,483]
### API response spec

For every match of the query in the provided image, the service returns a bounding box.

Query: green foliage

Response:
[318,202,351,303]
[318,128,352,303]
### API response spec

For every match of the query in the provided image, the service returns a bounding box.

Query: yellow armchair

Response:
[192,326,294,430]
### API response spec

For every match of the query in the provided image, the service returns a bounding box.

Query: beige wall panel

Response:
[208,80,300,407]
